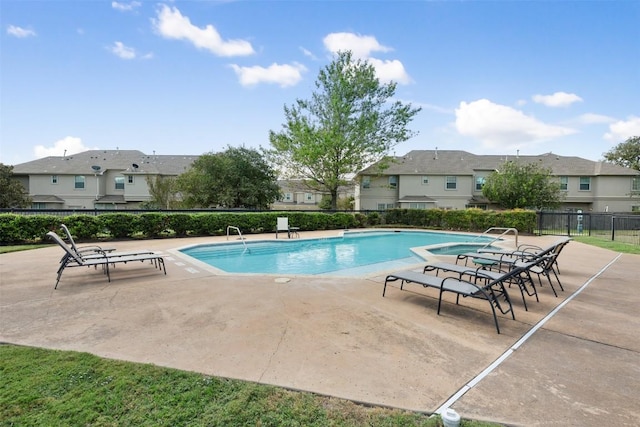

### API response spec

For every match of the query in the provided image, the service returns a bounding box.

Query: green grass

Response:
[571,236,640,254]
[0,345,500,427]
[0,244,51,254]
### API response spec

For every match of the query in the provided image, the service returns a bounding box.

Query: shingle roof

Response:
[359,150,639,176]
[12,150,198,175]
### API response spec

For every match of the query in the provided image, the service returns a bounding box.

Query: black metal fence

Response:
[536,212,640,245]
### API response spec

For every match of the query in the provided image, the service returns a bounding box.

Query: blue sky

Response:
[1,0,639,166]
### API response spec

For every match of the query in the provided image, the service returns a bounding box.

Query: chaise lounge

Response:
[48,231,167,289]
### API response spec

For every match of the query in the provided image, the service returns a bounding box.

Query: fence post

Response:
[611,216,615,241]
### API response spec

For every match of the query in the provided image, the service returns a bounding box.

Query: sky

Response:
[1,0,639,166]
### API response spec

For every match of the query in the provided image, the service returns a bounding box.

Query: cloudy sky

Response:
[1,0,639,165]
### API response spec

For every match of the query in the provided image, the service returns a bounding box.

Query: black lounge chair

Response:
[47,231,166,289]
[383,266,526,334]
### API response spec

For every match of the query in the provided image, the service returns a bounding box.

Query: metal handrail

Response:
[226,225,247,251]
[472,227,519,248]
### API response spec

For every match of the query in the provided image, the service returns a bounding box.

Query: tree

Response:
[482,161,564,210]
[0,163,31,208]
[144,175,180,209]
[177,146,281,209]
[603,136,640,171]
[268,50,421,210]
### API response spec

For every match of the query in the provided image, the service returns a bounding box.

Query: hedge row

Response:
[0,209,537,245]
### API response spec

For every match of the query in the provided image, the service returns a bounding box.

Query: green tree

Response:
[144,175,180,209]
[482,161,564,210]
[603,136,640,171]
[0,163,31,208]
[177,146,281,209]
[268,50,421,210]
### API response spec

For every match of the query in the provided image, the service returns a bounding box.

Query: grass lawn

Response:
[0,345,500,427]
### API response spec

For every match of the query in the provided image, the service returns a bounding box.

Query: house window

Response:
[377,203,386,210]
[115,176,125,190]
[74,175,85,189]
[410,203,427,209]
[632,176,640,192]
[579,177,591,191]
[32,202,47,209]
[283,192,292,201]
[421,176,429,185]
[51,175,58,184]
[127,175,134,184]
[386,203,395,209]
[475,176,485,191]
[362,176,370,189]
[388,176,398,189]
[559,176,568,191]
[305,193,313,201]
[445,176,457,190]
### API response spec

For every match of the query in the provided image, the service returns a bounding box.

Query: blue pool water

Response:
[180,230,495,276]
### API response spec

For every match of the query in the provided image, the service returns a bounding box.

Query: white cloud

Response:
[323,32,391,59]
[322,32,411,85]
[34,137,97,159]
[7,25,36,38]
[604,116,640,142]
[455,99,577,150]
[532,91,583,107]
[108,41,136,59]
[300,47,317,60]
[112,1,141,12]
[229,62,307,88]
[152,4,254,57]
[577,113,615,124]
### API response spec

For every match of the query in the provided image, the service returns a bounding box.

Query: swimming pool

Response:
[179,230,496,276]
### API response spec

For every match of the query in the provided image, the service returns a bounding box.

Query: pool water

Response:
[180,230,495,276]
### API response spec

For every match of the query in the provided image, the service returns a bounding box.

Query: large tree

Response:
[482,161,564,210]
[0,163,31,208]
[268,50,421,209]
[144,175,180,209]
[603,136,640,171]
[177,146,280,209]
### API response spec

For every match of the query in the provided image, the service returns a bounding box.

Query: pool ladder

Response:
[226,226,248,252]
[472,227,519,248]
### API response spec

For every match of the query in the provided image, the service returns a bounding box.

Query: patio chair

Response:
[59,224,154,261]
[422,256,544,311]
[383,265,523,334]
[276,217,299,239]
[47,231,166,289]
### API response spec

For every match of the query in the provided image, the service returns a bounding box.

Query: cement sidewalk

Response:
[1,232,638,426]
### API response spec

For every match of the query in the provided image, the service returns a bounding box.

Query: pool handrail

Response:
[472,227,518,248]
[226,226,247,251]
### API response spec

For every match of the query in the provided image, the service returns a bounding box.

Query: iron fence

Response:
[536,212,640,245]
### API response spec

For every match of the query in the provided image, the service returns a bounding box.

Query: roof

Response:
[31,195,65,203]
[12,150,199,176]
[97,195,127,203]
[359,150,639,177]
[397,195,437,203]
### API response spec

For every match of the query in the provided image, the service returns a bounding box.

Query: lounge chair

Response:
[422,257,544,311]
[383,265,524,334]
[276,217,299,239]
[59,224,154,261]
[47,231,166,289]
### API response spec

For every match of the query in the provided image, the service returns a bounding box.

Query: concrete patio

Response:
[1,231,638,426]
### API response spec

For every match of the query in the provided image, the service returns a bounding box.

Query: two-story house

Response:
[12,150,199,209]
[271,179,356,211]
[355,150,640,212]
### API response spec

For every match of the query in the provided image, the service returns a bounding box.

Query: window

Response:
[127,175,134,184]
[377,203,386,210]
[475,176,485,191]
[74,175,85,189]
[115,176,125,190]
[305,193,313,201]
[32,202,46,209]
[579,177,591,191]
[445,176,457,190]
[388,176,397,189]
[362,176,370,189]
[386,203,395,209]
[421,176,429,185]
[283,192,292,201]
[559,176,568,191]
[632,176,640,192]
[51,175,58,184]
[410,203,426,209]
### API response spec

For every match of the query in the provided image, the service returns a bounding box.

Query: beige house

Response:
[355,150,640,212]
[12,150,198,209]
[11,150,354,210]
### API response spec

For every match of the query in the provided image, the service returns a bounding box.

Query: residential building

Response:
[10,150,355,210]
[355,150,640,212]
[12,150,198,209]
